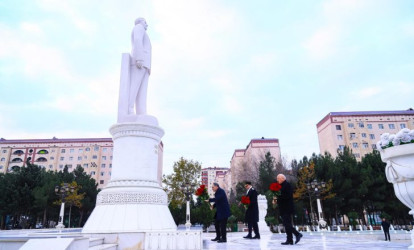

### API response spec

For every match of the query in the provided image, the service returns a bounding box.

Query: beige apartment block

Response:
[317,109,414,159]
[0,137,164,189]
[230,138,281,193]
[201,167,230,197]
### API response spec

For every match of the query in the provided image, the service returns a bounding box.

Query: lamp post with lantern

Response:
[55,183,74,229]
[306,179,327,229]
[180,182,196,230]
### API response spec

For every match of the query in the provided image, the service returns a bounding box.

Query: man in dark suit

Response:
[243,181,260,239]
[273,174,302,245]
[207,183,231,243]
[381,218,391,241]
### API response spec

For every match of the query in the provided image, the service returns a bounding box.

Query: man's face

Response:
[244,184,250,190]
[212,185,218,192]
[141,20,148,30]
[277,175,284,184]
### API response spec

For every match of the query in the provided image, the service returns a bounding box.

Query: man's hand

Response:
[204,200,209,203]
[136,60,143,69]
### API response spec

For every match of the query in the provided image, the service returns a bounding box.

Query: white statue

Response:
[117,17,154,123]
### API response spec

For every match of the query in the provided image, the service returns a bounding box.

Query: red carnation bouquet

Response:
[269,182,282,198]
[241,195,250,208]
[195,184,209,201]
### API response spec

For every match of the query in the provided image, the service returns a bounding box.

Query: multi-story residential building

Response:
[0,137,164,189]
[229,137,281,193]
[316,109,414,159]
[201,167,230,197]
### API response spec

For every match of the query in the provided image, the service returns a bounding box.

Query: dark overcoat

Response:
[209,187,231,220]
[278,180,295,215]
[245,188,259,223]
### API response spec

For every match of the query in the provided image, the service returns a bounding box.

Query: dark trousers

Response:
[247,221,260,237]
[384,230,391,241]
[281,214,300,242]
[216,218,228,240]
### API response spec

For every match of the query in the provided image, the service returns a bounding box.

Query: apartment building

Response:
[316,109,414,159]
[0,137,164,188]
[229,137,281,192]
[201,167,230,197]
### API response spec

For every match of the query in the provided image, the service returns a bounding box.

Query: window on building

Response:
[109,171,111,176]
[83,163,88,168]
[358,122,364,128]
[388,124,395,129]
[61,149,66,153]
[13,150,24,155]
[59,165,63,169]
[0,158,5,162]
[350,133,356,139]
[335,125,341,130]
[103,148,107,152]
[109,164,112,168]
[348,123,354,128]
[2,150,6,153]
[85,147,90,151]
[38,149,49,154]
[94,146,99,151]
[337,135,343,140]
[338,145,345,150]
[372,144,377,149]
[100,172,105,176]
[79,149,83,153]
[84,156,87,159]
[0,165,3,169]
[91,171,95,175]
[352,142,358,148]
[50,156,54,160]
[400,124,406,129]
[361,133,367,138]
[102,156,106,160]
[78,156,82,161]
[362,143,369,148]
[100,180,104,184]
[67,164,72,168]
[70,149,74,153]
[353,153,360,158]
[367,124,373,129]
[378,124,384,129]
[60,157,64,161]
[370,134,375,139]
[69,157,73,161]
[92,155,97,159]
[110,156,113,160]
[49,165,53,169]
[101,164,106,168]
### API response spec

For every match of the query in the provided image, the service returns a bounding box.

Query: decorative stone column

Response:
[258,195,270,234]
[379,143,414,248]
[82,121,176,233]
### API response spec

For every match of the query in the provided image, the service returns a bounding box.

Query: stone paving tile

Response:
[203,232,411,250]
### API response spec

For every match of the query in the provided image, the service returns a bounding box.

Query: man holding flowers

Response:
[273,174,303,245]
[243,181,260,239]
[205,183,230,243]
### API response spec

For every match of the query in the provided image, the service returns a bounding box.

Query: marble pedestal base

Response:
[82,122,176,234]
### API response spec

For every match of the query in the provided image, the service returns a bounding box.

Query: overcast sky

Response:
[1,0,413,175]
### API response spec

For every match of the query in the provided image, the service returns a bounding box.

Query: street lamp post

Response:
[55,183,74,229]
[180,182,196,230]
[306,179,327,230]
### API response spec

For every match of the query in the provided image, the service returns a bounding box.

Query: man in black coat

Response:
[274,174,302,245]
[207,183,231,243]
[243,181,260,239]
[381,218,391,241]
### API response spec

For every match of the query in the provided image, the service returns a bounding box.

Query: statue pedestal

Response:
[82,122,179,247]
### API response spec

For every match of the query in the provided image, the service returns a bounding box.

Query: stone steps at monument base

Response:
[88,243,118,250]
[88,237,104,247]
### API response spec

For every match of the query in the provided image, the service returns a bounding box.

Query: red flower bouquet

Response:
[269,182,282,197]
[241,195,251,207]
[194,184,209,201]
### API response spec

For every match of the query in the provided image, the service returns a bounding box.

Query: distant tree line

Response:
[0,162,99,229]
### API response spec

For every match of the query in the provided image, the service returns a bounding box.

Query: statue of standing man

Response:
[117,18,154,124]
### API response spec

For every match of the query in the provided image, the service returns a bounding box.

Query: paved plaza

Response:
[203,232,412,250]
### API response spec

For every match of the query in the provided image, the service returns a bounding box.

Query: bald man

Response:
[274,174,303,245]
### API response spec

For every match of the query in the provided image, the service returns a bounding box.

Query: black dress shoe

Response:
[211,237,219,241]
[252,235,260,239]
[243,235,252,239]
[281,241,293,245]
[217,239,227,243]
[295,233,303,244]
